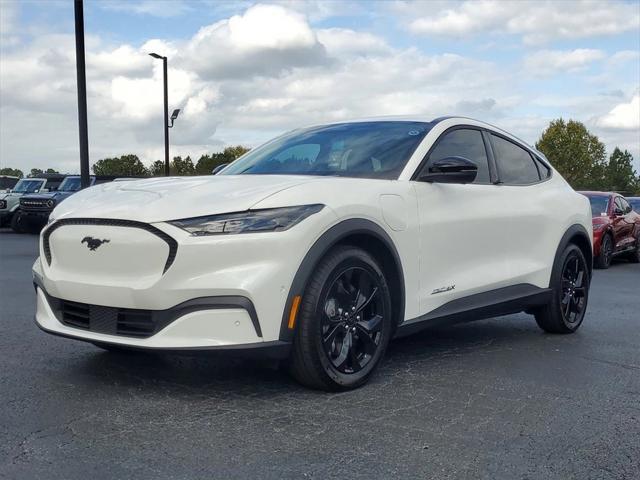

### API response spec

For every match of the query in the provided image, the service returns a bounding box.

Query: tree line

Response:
[1,122,639,194]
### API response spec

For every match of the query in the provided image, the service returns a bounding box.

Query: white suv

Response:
[34,117,593,390]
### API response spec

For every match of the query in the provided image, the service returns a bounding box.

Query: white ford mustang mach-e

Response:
[34,117,593,390]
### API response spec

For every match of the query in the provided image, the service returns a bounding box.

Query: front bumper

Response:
[20,209,51,227]
[35,285,291,356]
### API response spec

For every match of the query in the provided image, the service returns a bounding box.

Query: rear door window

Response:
[491,134,541,185]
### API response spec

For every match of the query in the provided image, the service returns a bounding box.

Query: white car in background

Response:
[33,117,593,390]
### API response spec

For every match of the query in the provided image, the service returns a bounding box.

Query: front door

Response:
[412,127,510,315]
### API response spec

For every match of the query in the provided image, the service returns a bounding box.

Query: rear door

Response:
[412,127,510,314]
[488,132,557,289]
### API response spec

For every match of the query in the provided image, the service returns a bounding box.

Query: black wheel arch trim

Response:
[553,224,593,281]
[278,218,405,342]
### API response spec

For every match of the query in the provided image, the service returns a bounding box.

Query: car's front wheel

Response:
[10,210,25,233]
[289,246,393,391]
[535,244,590,334]
[594,233,613,269]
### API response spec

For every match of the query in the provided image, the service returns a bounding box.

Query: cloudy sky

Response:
[1,0,639,174]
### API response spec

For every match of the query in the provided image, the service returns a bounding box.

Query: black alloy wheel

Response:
[535,243,589,334]
[320,267,385,374]
[596,234,613,269]
[289,246,393,391]
[559,253,588,325]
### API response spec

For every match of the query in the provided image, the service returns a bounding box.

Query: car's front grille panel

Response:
[42,218,178,274]
[58,299,155,338]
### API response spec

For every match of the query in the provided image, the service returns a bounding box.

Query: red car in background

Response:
[579,192,640,269]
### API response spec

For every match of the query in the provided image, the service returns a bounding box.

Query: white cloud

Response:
[525,49,606,74]
[405,0,640,44]
[182,4,327,78]
[317,28,391,57]
[595,93,640,130]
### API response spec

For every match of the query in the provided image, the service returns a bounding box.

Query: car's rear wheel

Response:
[594,234,613,269]
[289,246,393,391]
[627,234,640,264]
[535,244,589,334]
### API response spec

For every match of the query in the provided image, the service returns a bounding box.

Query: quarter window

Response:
[426,129,490,183]
[491,134,541,185]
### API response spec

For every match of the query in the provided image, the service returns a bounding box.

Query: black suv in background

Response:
[16,175,118,233]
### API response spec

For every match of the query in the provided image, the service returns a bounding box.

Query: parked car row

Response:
[579,191,640,269]
[0,173,121,233]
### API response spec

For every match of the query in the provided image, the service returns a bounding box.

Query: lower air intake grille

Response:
[59,299,155,338]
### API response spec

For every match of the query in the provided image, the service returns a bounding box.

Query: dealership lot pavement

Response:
[1,230,638,480]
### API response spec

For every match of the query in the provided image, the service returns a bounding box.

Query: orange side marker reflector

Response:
[288,295,302,329]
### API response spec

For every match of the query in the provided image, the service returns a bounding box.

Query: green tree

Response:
[171,156,196,176]
[149,160,165,176]
[536,119,607,190]
[0,167,24,178]
[29,168,43,177]
[148,156,198,176]
[195,146,250,175]
[92,154,148,176]
[604,148,638,194]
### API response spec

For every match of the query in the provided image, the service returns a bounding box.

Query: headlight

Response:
[46,199,55,208]
[169,204,324,236]
[0,200,6,209]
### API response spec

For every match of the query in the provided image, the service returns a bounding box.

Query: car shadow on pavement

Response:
[61,314,549,396]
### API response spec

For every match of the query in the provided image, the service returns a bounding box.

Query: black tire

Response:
[10,210,25,233]
[289,246,393,391]
[594,233,613,269]
[626,234,640,264]
[535,244,590,334]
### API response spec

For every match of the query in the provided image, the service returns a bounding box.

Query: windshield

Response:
[12,179,45,193]
[58,177,82,192]
[587,196,609,216]
[221,121,433,179]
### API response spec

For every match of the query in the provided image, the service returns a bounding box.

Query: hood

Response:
[21,192,60,201]
[52,175,320,223]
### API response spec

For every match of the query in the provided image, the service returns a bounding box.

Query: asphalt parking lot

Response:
[0,230,638,480]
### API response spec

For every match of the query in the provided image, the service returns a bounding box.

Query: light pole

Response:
[74,0,90,188]
[148,53,179,176]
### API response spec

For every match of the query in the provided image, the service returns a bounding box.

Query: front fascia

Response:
[36,206,340,343]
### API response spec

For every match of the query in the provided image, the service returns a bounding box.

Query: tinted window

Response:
[586,196,609,216]
[491,135,540,185]
[222,121,433,179]
[618,197,632,214]
[12,179,45,193]
[58,177,83,192]
[533,156,551,179]
[426,129,490,183]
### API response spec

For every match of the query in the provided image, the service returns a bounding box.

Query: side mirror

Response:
[419,156,478,184]
[212,163,229,175]
[42,188,49,193]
